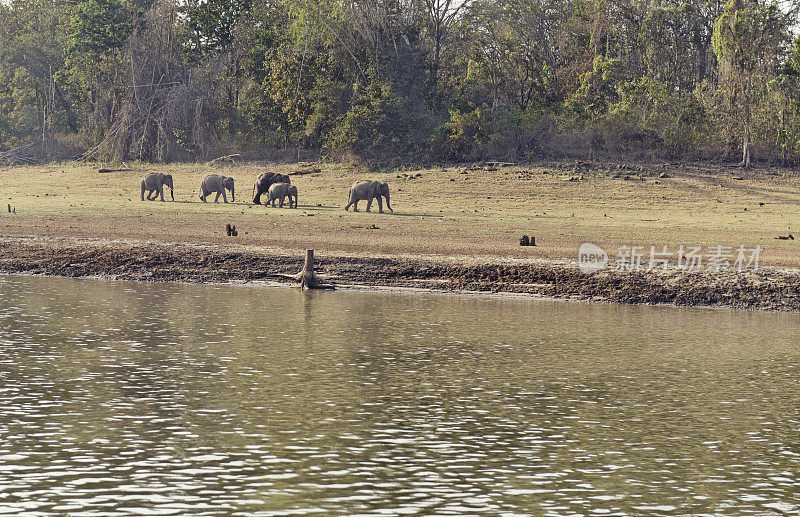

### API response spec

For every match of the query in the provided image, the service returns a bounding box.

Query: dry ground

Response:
[1,160,799,267]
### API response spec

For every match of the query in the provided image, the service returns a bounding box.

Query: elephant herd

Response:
[140,171,393,213]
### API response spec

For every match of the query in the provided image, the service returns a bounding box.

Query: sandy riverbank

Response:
[2,235,799,311]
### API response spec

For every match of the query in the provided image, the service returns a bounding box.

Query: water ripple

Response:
[1,275,800,515]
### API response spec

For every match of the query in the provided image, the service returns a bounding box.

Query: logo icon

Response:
[578,243,608,275]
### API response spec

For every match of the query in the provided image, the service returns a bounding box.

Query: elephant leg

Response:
[214,191,220,203]
[159,187,165,202]
[365,197,373,212]
[200,189,207,202]
[253,187,263,205]
[376,195,384,213]
[221,190,227,203]
[148,190,157,201]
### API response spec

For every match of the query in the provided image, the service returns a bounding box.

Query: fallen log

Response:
[206,154,241,166]
[97,168,133,173]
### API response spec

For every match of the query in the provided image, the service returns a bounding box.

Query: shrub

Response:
[326,79,429,163]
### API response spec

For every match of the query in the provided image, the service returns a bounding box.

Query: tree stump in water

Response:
[296,249,319,289]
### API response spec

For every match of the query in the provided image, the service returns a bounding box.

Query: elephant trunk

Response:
[384,190,392,212]
[164,176,174,201]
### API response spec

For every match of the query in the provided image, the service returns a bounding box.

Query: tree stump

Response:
[295,249,319,289]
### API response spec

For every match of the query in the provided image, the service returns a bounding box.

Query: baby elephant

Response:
[345,180,392,213]
[266,182,297,208]
[141,173,174,201]
[200,174,234,203]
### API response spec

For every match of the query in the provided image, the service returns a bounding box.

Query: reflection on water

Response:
[1,275,800,515]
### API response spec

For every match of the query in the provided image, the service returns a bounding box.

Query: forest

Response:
[1,0,799,166]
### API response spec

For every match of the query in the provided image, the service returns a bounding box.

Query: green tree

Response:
[67,0,132,70]
[711,0,785,167]
[65,0,133,141]
[182,0,252,58]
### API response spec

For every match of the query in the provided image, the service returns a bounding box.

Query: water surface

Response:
[1,275,800,515]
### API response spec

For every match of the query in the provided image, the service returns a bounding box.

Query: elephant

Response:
[200,174,235,203]
[141,173,174,201]
[345,180,392,213]
[253,172,291,204]
[266,182,298,208]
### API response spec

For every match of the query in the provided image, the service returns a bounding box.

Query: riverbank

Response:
[2,235,799,311]
[1,160,800,310]
[2,160,800,266]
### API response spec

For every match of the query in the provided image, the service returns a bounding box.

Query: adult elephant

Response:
[252,172,291,204]
[344,180,392,213]
[141,173,174,202]
[200,174,235,203]
[266,182,298,208]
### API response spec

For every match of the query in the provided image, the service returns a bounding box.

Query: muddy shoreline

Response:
[1,235,799,312]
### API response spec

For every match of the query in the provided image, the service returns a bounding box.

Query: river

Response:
[1,274,799,515]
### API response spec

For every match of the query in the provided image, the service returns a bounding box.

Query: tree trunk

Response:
[53,83,78,133]
[740,75,752,168]
[295,249,318,289]
[741,139,751,168]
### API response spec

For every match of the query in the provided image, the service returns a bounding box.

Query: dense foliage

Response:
[1,0,799,165]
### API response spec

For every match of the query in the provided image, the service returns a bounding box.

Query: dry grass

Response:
[1,161,799,267]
